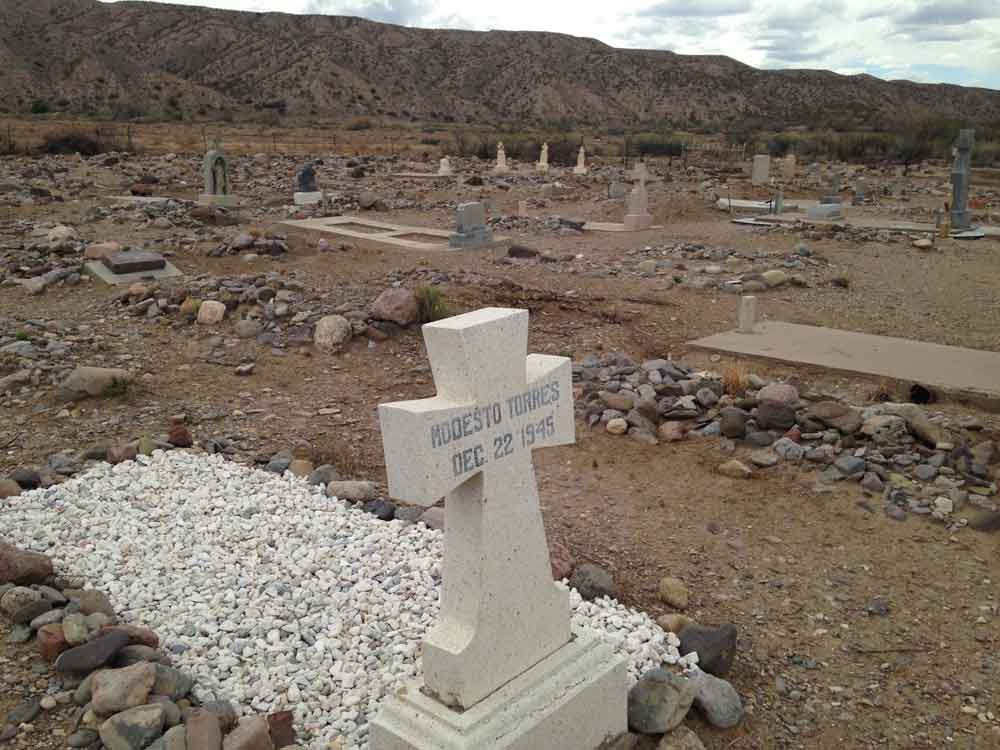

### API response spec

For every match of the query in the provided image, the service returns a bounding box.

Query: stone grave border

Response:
[281,216,507,251]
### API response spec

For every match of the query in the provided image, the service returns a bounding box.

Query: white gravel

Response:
[2,451,691,749]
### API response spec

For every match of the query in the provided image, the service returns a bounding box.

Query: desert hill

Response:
[3,0,1000,130]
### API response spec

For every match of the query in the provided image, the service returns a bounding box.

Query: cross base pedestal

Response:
[370,637,627,750]
[293,191,325,206]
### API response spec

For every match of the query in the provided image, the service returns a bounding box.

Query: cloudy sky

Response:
[103,0,1000,89]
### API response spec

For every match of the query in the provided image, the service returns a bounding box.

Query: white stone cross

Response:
[379,307,575,710]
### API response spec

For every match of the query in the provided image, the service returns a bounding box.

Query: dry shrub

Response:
[721,361,750,395]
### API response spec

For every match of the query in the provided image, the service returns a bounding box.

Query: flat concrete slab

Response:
[84,260,183,285]
[280,216,506,251]
[110,195,174,206]
[583,222,664,233]
[716,198,814,212]
[758,213,1000,237]
[390,172,456,180]
[690,321,1000,407]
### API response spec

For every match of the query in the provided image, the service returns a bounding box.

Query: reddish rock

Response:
[167,424,193,448]
[266,712,296,749]
[0,543,53,585]
[370,288,419,327]
[99,624,160,649]
[37,624,69,662]
[548,541,576,581]
[223,716,274,750]
[784,425,802,442]
[186,709,223,750]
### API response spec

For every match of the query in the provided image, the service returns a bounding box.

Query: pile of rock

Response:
[0,542,301,750]
[576,352,996,523]
[209,233,289,258]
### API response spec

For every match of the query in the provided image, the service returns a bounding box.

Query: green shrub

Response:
[416,287,449,324]
[30,100,50,115]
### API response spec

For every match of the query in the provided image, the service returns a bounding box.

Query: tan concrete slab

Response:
[689,321,1000,407]
[280,216,506,251]
[583,222,664,232]
[757,213,1000,237]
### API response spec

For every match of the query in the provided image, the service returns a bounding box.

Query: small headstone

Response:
[950,129,975,230]
[751,155,770,185]
[293,162,324,206]
[296,163,317,193]
[821,173,841,205]
[102,252,166,275]
[772,189,784,215]
[494,142,509,174]
[438,157,453,176]
[623,183,652,231]
[536,142,549,174]
[781,154,796,182]
[574,146,588,175]
[609,181,626,199]
[198,139,238,208]
[448,202,494,249]
[738,296,758,334]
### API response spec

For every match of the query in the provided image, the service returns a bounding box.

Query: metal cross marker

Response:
[379,307,575,710]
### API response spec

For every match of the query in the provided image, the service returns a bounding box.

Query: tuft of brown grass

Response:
[721,361,750,396]
[831,275,851,289]
[868,379,893,402]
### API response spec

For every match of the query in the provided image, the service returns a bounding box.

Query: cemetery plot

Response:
[690,320,1000,408]
[281,217,506,251]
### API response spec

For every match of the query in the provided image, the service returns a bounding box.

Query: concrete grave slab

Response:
[690,321,1000,408]
[281,216,506,251]
[109,196,173,207]
[84,260,182,286]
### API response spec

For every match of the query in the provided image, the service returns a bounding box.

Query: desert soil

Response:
[1,129,999,750]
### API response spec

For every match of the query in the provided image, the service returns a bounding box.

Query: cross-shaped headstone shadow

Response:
[379,308,575,710]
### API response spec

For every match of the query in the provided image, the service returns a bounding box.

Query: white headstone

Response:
[438,156,453,176]
[623,183,652,231]
[372,308,627,750]
[751,154,770,185]
[536,143,549,173]
[573,145,588,175]
[781,154,796,182]
[738,296,758,333]
[494,142,509,174]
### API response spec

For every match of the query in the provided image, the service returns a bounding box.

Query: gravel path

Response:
[2,452,685,749]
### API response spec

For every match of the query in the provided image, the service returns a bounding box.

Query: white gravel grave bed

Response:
[2,451,691,749]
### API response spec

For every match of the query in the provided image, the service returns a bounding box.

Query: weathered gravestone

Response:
[574,145,589,175]
[448,202,494,249]
[293,162,324,206]
[536,142,549,174]
[371,308,627,750]
[781,154,796,182]
[951,129,975,231]
[494,142,509,174]
[438,157,453,176]
[751,155,770,185]
[623,182,653,231]
[198,140,238,208]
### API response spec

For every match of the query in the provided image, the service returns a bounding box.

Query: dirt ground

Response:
[1,133,999,750]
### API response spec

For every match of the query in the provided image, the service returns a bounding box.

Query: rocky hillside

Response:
[4,0,1000,130]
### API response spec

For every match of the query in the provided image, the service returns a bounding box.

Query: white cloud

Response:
[97,0,1000,88]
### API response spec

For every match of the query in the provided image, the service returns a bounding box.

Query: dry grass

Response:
[721,360,751,395]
